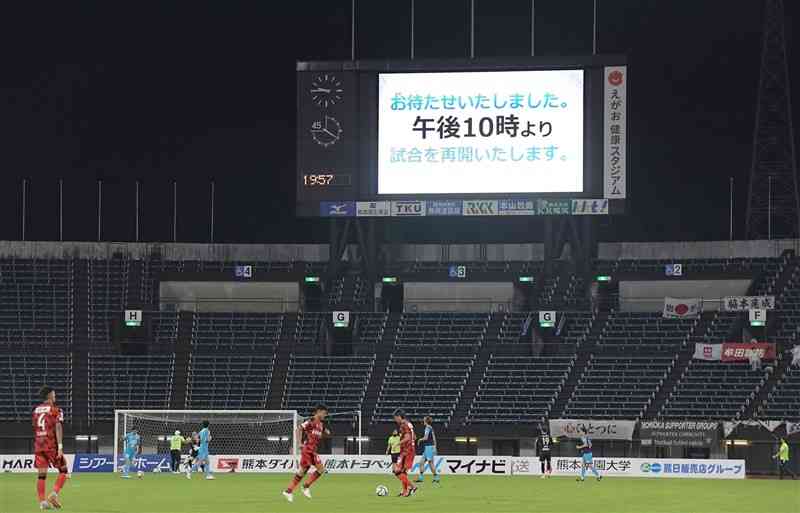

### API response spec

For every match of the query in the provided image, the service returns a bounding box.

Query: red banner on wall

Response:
[721,343,776,362]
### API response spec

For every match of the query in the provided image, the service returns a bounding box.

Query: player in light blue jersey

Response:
[121,429,141,478]
[576,426,601,482]
[416,416,440,484]
[187,420,214,480]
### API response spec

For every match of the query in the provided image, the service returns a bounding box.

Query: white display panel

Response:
[378,70,584,194]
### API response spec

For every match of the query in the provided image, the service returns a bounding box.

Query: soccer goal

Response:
[113,410,299,472]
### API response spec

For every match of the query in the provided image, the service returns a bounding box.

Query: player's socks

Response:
[37,476,47,501]
[399,472,411,493]
[54,473,67,493]
[590,466,600,479]
[304,471,322,489]
[433,474,440,482]
[580,465,587,480]
[286,475,302,493]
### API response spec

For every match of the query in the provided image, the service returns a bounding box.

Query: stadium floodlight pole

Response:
[469,0,475,59]
[768,175,773,240]
[730,177,734,240]
[210,180,215,243]
[410,0,415,60]
[21,178,26,241]
[97,179,102,242]
[58,179,63,241]
[358,409,362,455]
[172,180,177,242]
[592,0,598,55]
[351,0,356,61]
[531,0,535,56]
[135,180,140,242]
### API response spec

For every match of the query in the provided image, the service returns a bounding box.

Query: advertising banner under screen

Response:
[378,70,584,195]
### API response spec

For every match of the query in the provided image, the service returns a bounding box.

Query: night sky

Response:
[0,0,797,244]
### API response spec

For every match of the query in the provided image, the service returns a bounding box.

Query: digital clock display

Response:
[302,173,352,187]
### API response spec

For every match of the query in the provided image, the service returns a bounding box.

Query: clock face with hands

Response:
[310,74,344,108]
[310,115,342,148]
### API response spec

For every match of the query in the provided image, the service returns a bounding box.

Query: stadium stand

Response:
[758,364,800,421]
[88,258,128,346]
[598,312,696,350]
[372,355,474,425]
[660,360,769,420]
[282,355,374,413]
[0,258,74,350]
[295,312,324,345]
[355,313,388,345]
[0,354,72,421]
[466,355,574,423]
[186,354,274,409]
[564,355,675,419]
[88,354,174,422]
[394,313,488,350]
[191,312,283,352]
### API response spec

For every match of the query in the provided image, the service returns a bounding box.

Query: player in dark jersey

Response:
[283,404,330,502]
[536,429,555,478]
[393,409,418,497]
[33,385,68,510]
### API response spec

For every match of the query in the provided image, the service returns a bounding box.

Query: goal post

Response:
[113,410,299,473]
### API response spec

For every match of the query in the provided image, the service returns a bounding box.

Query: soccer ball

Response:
[137,470,144,479]
[375,485,389,496]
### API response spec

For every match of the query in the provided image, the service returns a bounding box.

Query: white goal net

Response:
[113,410,298,472]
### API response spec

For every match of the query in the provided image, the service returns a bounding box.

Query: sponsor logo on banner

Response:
[498,199,536,215]
[571,199,609,215]
[1,454,75,473]
[463,200,498,216]
[391,201,426,216]
[216,458,240,471]
[720,342,776,362]
[548,419,636,440]
[663,297,701,318]
[639,422,720,447]
[604,66,627,198]
[427,200,462,216]
[356,201,390,217]
[693,343,722,361]
[538,199,572,215]
[319,201,355,217]
[722,296,775,311]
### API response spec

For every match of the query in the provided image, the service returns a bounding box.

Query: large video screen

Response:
[377,70,584,194]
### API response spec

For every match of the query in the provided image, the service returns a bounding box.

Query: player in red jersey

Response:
[32,385,68,510]
[282,404,330,502]
[393,409,418,497]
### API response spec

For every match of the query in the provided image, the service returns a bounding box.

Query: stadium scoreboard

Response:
[296,56,627,218]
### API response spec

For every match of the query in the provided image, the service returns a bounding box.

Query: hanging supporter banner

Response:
[639,421,719,447]
[720,342,776,362]
[548,419,636,441]
[722,296,775,311]
[786,422,800,436]
[663,297,701,318]
[693,343,722,361]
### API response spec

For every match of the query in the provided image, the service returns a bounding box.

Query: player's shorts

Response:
[390,453,401,465]
[299,450,321,469]
[197,448,209,461]
[423,446,436,460]
[582,452,593,464]
[399,451,415,472]
[539,452,552,462]
[124,450,136,462]
[35,450,66,470]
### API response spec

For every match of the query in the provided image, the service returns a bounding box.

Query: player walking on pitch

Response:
[416,416,440,483]
[576,426,602,482]
[187,420,214,480]
[393,409,418,497]
[283,404,330,502]
[32,385,68,510]
[121,429,141,478]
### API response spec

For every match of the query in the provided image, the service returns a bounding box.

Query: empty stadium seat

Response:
[0,354,72,421]
[372,355,474,425]
[467,355,573,423]
[283,355,374,413]
[88,354,174,422]
[394,313,488,350]
[186,354,274,409]
[191,312,283,352]
[564,355,675,419]
[598,312,695,350]
[759,365,800,421]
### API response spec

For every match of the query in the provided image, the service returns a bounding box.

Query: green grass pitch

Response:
[1,473,797,513]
